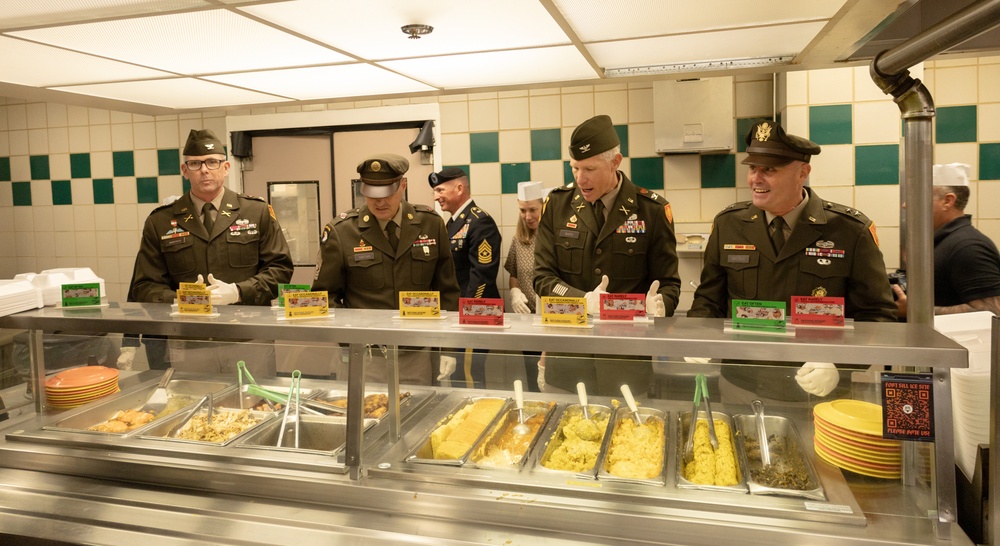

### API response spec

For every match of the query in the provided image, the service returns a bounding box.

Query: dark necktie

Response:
[202,203,215,233]
[386,220,399,251]
[770,216,787,254]
[593,200,605,232]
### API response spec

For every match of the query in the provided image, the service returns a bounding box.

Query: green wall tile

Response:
[113,151,135,177]
[93,179,114,204]
[0,157,10,181]
[51,180,72,205]
[809,105,853,145]
[70,153,91,179]
[736,118,760,153]
[158,149,181,175]
[855,144,899,186]
[615,125,629,157]
[630,157,663,190]
[182,179,190,193]
[12,181,31,206]
[500,163,531,194]
[701,154,736,188]
[530,129,561,161]
[936,105,977,144]
[470,132,499,163]
[137,177,159,203]
[30,155,50,180]
[980,143,1000,180]
[563,161,574,184]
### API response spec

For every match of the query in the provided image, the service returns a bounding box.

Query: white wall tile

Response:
[89,125,111,152]
[88,108,110,125]
[13,207,33,231]
[0,131,8,156]
[116,231,139,261]
[498,97,529,130]
[561,92,594,128]
[91,151,113,178]
[979,182,1000,221]
[853,101,901,144]
[68,126,90,153]
[853,65,890,102]
[529,159,564,187]
[441,133,470,165]
[468,163,500,196]
[808,145,854,187]
[27,128,48,155]
[158,175,184,201]
[784,71,808,107]
[32,205,53,233]
[26,103,47,129]
[529,95,561,129]
[133,122,156,150]
[0,185,10,207]
[978,103,1000,141]
[808,68,854,104]
[134,150,157,177]
[118,257,136,286]
[735,80,774,118]
[34,231,55,257]
[97,256,121,283]
[15,231,35,257]
[136,203,157,225]
[700,188,737,220]
[73,231,97,257]
[933,143,978,179]
[498,130,530,163]
[66,105,88,126]
[6,104,26,130]
[594,90,629,123]
[156,119,180,148]
[627,88,654,123]
[8,130,28,156]
[663,155,701,190]
[10,155,30,180]
[628,123,655,158]
[784,105,808,137]
[113,178,138,205]
[468,99,499,132]
[111,123,134,151]
[979,63,1000,103]
[31,180,52,207]
[94,204,117,230]
[96,230,118,257]
[876,226,900,270]
[73,203,95,231]
[55,231,76,257]
[49,154,70,180]
[110,110,132,124]
[934,66,978,106]
[854,185,900,228]
[48,127,69,154]
[667,188,701,223]
[0,105,6,131]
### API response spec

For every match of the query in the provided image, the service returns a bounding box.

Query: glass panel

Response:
[267,181,320,266]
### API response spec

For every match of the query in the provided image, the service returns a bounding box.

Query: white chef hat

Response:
[517,181,548,201]
[933,163,970,187]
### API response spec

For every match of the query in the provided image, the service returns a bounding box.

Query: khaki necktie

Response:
[770,216,787,254]
[386,220,399,251]
[593,200,605,232]
[202,203,215,233]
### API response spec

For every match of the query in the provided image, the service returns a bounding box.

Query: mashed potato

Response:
[605,416,665,479]
[542,410,610,472]
[683,419,738,486]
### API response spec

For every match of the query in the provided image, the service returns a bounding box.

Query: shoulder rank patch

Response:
[664,203,673,224]
[477,239,493,264]
[869,223,880,247]
[321,224,331,244]
[267,204,276,220]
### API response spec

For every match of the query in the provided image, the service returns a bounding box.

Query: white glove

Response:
[195,274,205,285]
[117,346,136,370]
[437,355,457,381]
[537,361,547,391]
[207,273,240,305]
[584,275,609,316]
[796,362,840,396]
[683,357,711,364]
[645,280,665,318]
[510,287,531,314]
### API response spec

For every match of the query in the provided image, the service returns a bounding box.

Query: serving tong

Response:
[277,370,302,449]
[167,392,213,437]
[683,373,718,461]
[237,360,275,411]
[750,399,771,466]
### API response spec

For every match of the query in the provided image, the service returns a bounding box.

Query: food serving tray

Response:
[733,414,825,500]
[405,396,508,466]
[597,406,668,486]
[43,379,234,437]
[306,389,423,420]
[235,414,376,456]
[676,410,747,494]
[534,403,614,480]
[469,400,556,470]
[138,407,274,446]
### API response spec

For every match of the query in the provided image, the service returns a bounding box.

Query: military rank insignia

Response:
[477,240,493,264]
[267,204,276,220]
[664,203,673,224]
[869,223,880,246]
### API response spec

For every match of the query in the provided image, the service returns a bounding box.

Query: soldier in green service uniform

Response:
[125,129,294,377]
[688,120,896,402]
[312,153,460,385]
[534,114,681,396]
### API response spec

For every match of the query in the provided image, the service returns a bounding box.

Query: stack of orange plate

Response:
[813,399,901,479]
[45,366,120,409]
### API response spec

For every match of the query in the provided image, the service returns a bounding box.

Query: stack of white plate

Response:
[0,279,44,317]
[935,312,994,480]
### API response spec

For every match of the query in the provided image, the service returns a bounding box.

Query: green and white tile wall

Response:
[2,55,999,307]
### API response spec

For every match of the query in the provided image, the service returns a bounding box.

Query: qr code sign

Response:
[881,373,934,441]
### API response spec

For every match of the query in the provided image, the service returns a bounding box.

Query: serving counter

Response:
[0,302,974,545]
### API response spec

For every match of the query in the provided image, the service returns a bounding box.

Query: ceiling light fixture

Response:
[605,56,794,77]
[401,24,433,40]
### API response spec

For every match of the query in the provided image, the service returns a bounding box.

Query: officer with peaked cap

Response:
[534,114,681,396]
[429,166,501,387]
[126,129,293,376]
[688,120,896,402]
[312,153,460,385]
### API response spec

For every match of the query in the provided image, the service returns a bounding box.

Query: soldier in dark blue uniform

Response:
[429,167,501,387]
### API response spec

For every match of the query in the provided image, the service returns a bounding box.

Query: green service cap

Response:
[183,129,226,157]
[742,120,820,167]
[357,153,409,198]
[568,115,620,160]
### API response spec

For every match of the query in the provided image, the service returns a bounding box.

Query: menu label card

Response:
[791,296,845,327]
[881,372,934,441]
[284,291,329,319]
[178,282,206,291]
[459,297,504,326]
[399,291,441,318]
[731,299,786,332]
[599,293,646,321]
[277,283,312,307]
[177,288,213,315]
[60,283,101,307]
[541,296,587,326]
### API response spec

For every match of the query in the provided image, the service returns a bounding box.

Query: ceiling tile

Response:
[0,0,209,29]
[381,46,599,89]
[9,9,351,75]
[0,37,172,86]
[51,78,287,109]
[241,0,570,60]
[206,64,436,100]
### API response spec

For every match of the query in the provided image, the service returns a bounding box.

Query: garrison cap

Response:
[569,115,620,160]
[428,166,467,188]
[741,120,821,167]
[183,129,226,157]
[357,153,408,198]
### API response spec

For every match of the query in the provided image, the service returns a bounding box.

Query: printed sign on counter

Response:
[791,296,845,327]
[881,372,934,441]
[459,297,504,326]
[284,291,329,319]
[177,288,213,315]
[277,283,312,307]
[60,283,101,307]
[541,296,587,326]
[599,293,646,321]
[732,299,787,332]
[399,291,441,318]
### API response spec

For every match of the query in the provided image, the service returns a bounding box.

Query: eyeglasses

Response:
[184,159,224,170]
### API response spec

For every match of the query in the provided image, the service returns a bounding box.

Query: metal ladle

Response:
[751,399,771,466]
[512,380,530,435]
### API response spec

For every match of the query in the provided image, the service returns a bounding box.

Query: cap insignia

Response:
[205,143,215,150]
[579,144,591,153]
[756,122,773,142]
[371,161,381,172]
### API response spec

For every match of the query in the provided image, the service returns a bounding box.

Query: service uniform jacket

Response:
[448,200,502,299]
[130,188,293,305]
[312,201,460,311]
[533,173,681,312]
[688,187,896,322]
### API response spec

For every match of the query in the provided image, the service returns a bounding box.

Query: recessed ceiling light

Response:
[401,24,433,40]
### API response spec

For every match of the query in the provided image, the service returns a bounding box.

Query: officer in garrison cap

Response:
[312,153,460,385]
[126,129,293,376]
[688,120,896,403]
[534,114,681,396]
[429,166,501,387]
